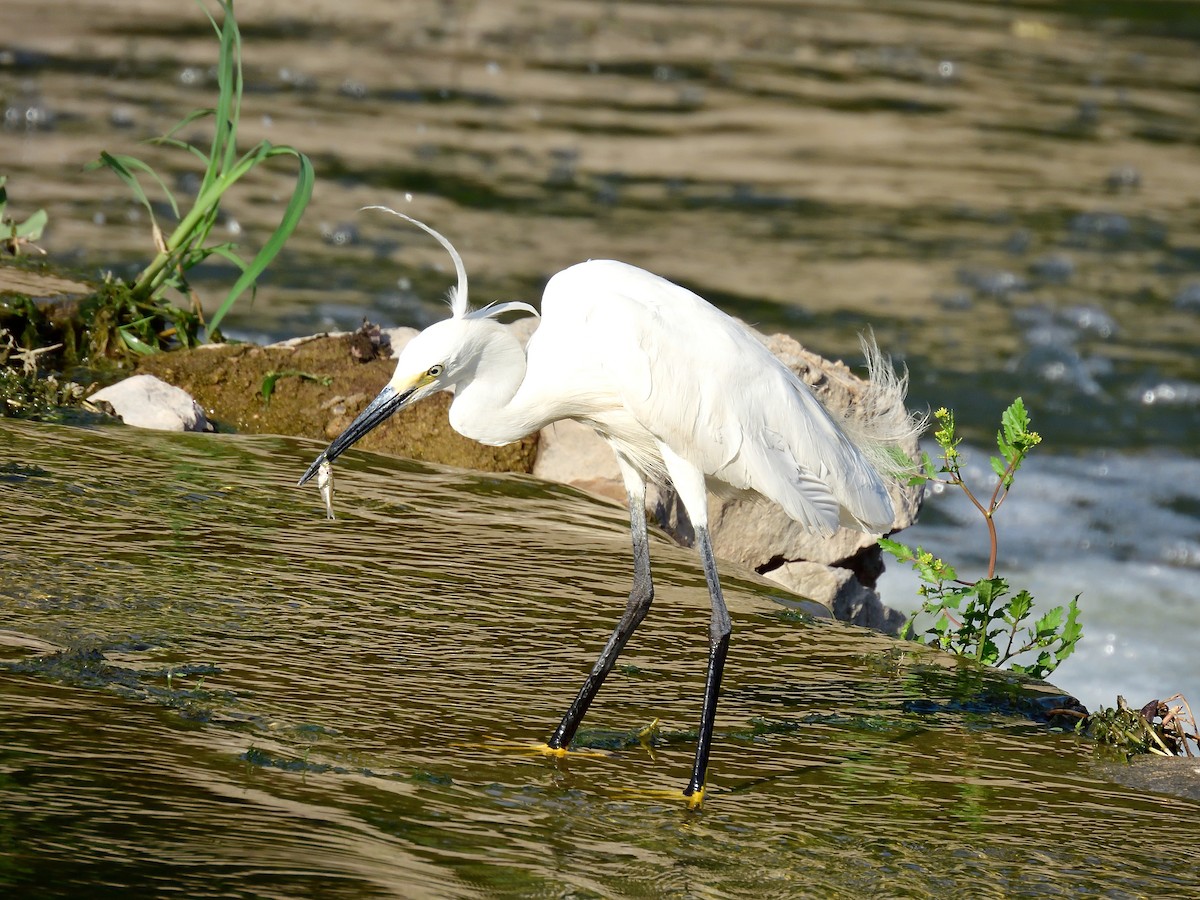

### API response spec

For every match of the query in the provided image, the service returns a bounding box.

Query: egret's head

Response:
[298,208,537,487]
[386,317,474,396]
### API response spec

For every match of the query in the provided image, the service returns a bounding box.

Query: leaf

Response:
[117,325,159,355]
[1033,605,1065,641]
[200,0,244,195]
[150,134,213,167]
[920,450,936,477]
[259,371,282,403]
[1004,589,1033,626]
[14,208,47,241]
[977,636,1000,667]
[260,369,333,403]
[973,577,1008,610]
[878,537,912,562]
[939,587,971,610]
[1000,397,1030,450]
[996,397,1041,486]
[205,147,314,336]
[204,243,251,271]
[990,454,1008,480]
[158,105,216,142]
[1055,595,1084,662]
[89,151,181,221]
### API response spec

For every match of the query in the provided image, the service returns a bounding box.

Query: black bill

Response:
[297,383,409,486]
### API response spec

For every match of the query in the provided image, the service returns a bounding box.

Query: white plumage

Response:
[527,259,900,535]
[299,209,920,806]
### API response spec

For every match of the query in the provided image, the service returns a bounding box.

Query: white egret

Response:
[299,207,919,806]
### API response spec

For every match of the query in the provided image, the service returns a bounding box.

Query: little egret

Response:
[299,207,919,806]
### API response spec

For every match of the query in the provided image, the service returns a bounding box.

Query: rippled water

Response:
[2,419,1197,897]
[3,3,1200,891]
[5,1,1199,449]
[5,2,1198,635]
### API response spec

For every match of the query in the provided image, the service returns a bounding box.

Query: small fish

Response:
[317,457,335,520]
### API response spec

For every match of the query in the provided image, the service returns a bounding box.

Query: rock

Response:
[533,419,626,503]
[766,560,906,633]
[0,267,92,300]
[1101,755,1200,803]
[89,374,209,432]
[381,326,419,355]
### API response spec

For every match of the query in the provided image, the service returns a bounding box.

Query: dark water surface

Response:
[3,2,1200,893]
[2,419,1198,898]
[4,0,1198,454]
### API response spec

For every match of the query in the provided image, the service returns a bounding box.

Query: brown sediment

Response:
[133,335,538,473]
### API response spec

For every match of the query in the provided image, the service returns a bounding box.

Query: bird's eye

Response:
[427,364,444,377]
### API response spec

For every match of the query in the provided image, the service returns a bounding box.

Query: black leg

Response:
[548,487,654,750]
[683,524,732,801]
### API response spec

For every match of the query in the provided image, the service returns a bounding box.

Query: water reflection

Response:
[1,419,1197,897]
[3,1,1200,891]
[2,1,1198,454]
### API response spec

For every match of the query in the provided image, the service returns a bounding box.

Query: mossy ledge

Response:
[0,265,535,473]
[134,336,538,473]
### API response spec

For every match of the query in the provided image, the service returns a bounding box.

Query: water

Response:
[2,1,1200,890]
[2,418,1197,898]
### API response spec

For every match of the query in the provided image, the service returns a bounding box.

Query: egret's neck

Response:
[448,325,548,445]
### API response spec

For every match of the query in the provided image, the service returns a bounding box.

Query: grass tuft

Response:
[88,0,313,345]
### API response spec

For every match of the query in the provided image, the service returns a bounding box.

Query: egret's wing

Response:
[543,260,893,535]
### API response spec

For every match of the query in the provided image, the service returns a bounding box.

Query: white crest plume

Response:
[362,205,539,322]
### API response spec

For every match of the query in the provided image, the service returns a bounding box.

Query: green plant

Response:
[881,399,1082,680]
[259,370,332,404]
[0,327,85,419]
[1077,695,1198,758]
[88,0,313,345]
[0,176,48,256]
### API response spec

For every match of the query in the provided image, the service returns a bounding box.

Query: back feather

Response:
[839,330,927,484]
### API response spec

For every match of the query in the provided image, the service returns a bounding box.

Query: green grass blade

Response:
[185,0,227,199]
[159,106,215,142]
[87,151,178,223]
[224,5,245,176]
[198,1,239,196]
[195,0,222,39]
[118,324,159,355]
[214,1,243,184]
[205,243,251,271]
[150,136,213,167]
[205,148,313,335]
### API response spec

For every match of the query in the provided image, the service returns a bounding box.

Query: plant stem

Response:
[951,477,1000,579]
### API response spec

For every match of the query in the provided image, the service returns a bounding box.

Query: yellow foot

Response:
[461,738,610,759]
[615,785,707,809]
[529,741,610,759]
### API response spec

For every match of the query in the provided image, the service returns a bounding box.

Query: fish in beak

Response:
[297,381,414,487]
